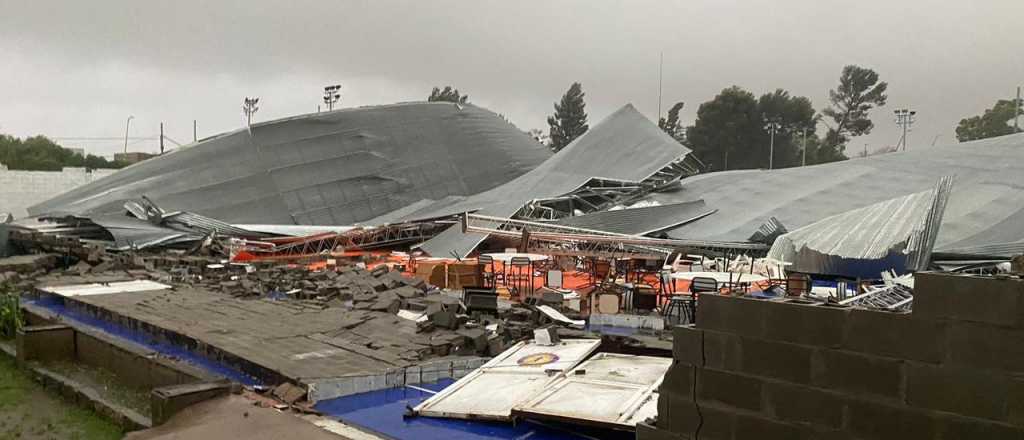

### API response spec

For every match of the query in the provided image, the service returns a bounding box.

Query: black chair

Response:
[509,256,533,298]
[477,255,496,289]
[690,276,719,294]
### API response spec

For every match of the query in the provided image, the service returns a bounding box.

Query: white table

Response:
[670,271,769,284]
[481,252,550,263]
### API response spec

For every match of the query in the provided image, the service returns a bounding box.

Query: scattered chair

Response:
[508,256,533,299]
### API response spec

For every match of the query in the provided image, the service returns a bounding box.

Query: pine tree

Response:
[658,101,686,143]
[547,82,589,152]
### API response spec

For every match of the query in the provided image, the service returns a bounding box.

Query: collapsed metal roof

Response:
[382,104,692,257]
[648,133,1024,258]
[553,200,714,236]
[29,102,552,226]
[767,176,954,277]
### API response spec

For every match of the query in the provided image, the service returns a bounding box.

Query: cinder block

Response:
[939,414,1024,440]
[915,272,1024,327]
[814,349,904,400]
[697,368,763,412]
[636,421,691,440]
[733,411,811,440]
[907,363,1009,421]
[703,330,741,371]
[1010,379,1024,427]
[847,399,940,440]
[948,321,1024,373]
[660,362,694,400]
[764,382,844,429]
[16,324,75,363]
[697,294,767,338]
[657,390,698,434]
[764,301,849,348]
[672,325,702,365]
[738,336,814,384]
[844,309,946,363]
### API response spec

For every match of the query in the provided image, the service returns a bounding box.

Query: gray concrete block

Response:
[636,421,691,440]
[764,382,844,429]
[703,330,741,372]
[697,294,767,338]
[915,272,1024,327]
[939,414,1024,440]
[733,411,812,440]
[844,309,946,363]
[698,368,763,412]
[907,363,1009,421]
[16,324,75,363]
[764,301,849,348]
[739,336,814,384]
[660,361,694,400]
[948,321,1024,373]
[672,325,702,365]
[847,399,940,440]
[813,349,904,400]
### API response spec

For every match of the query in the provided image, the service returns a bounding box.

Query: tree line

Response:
[0,134,127,171]
[432,64,892,170]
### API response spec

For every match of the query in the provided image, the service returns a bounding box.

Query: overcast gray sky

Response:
[1,0,1022,157]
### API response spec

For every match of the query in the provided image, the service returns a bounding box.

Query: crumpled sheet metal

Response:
[29,102,552,226]
[767,176,954,278]
[393,104,692,257]
[649,132,1024,258]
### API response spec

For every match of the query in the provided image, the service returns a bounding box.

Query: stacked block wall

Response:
[641,272,1024,439]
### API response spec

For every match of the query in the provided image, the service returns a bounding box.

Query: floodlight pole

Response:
[764,116,781,170]
[124,116,134,153]
[323,84,341,111]
[1016,86,1021,132]
[894,109,916,151]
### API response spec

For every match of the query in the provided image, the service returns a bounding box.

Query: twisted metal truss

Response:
[232,221,448,261]
[838,284,914,312]
[459,213,766,259]
[516,156,699,220]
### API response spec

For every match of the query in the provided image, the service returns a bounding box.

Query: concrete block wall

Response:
[0,165,116,218]
[643,271,1024,440]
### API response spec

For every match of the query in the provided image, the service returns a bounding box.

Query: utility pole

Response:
[800,127,808,167]
[243,97,260,127]
[323,85,341,111]
[657,51,663,121]
[123,115,134,153]
[1016,86,1021,132]
[160,122,164,154]
[763,115,781,170]
[894,108,916,151]
[193,120,197,142]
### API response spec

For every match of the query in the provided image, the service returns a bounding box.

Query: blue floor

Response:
[25,295,262,386]
[314,379,635,440]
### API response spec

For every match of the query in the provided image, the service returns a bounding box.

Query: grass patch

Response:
[0,355,123,440]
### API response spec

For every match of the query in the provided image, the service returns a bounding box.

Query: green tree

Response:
[427,86,469,104]
[686,87,821,170]
[547,82,589,152]
[0,133,125,171]
[955,99,1023,142]
[685,86,762,170]
[821,65,888,162]
[758,89,820,168]
[658,101,686,143]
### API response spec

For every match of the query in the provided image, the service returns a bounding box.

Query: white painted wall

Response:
[0,164,117,218]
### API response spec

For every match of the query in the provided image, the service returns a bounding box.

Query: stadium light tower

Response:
[894,108,916,151]
[123,115,134,153]
[323,84,341,111]
[763,114,782,170]
[243,97,260,127]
